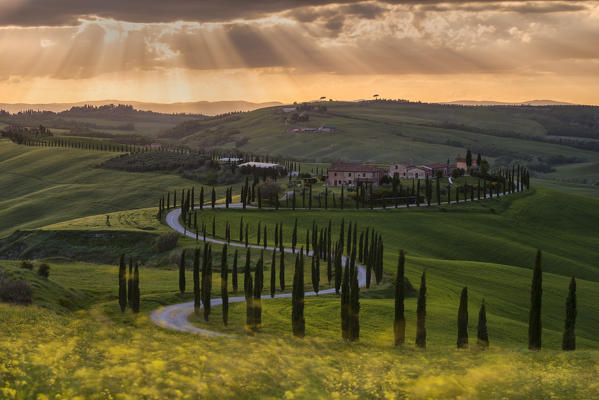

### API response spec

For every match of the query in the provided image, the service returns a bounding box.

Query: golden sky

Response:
[0,1,598,104]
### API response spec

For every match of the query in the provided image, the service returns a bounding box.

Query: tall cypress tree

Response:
[211,186,216,208]
[311,253,320,294]
[477,299,489,349]
[457,287,469,349]
[270,250,276,298]
[118,254,127,312]
[232,249,239,294]
[562,277,577,351]
[292,218,298,254]
[394,250,406,346]
[221,245,229,326]
[245,260,254,335]
[341,254,350,340]
[253,251,264,330]
[202,244,212,321]
[193,248,201,315]
[279,245,286,291]
[415,271,427,348]
[349,246,360,342]
[179,249,186,294]
[528,249,543,350]
[292,253,305,337]
[127,257,134,306]
[132,263,140,313]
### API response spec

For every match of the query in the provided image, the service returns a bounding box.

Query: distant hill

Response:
[443,99,577,106]
[0,100,282,115]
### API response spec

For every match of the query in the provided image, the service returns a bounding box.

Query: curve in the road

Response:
[151,185,520,336]
[151,204,365,336]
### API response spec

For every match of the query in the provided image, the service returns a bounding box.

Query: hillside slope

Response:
[164,101,599,165]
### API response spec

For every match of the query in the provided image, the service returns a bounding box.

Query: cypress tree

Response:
[245,225,249,247]
[279,246,286,291]
[221,245,229,326]
[415,271,427,348]
[253,251,264,330]
[457,287,469,349]
[211,186,216,208]
[257,221,261,245]
[292,218,298,254]
[528,249,543,350]
[245,261,254,335]
[193,248,201,315]
[239,217,244,242]
[212,216,216,237]
[270,250,276,298]
[349,246,360,342]
[232,249,239,294]
[394,250,406,346]
[341,254,350,340]
[127,257,134,306]
[274,224,279,249]
[311,253,320,294]
[202,244,212,321]
[477,299,489,349]
[436,176,441,206]
[264,225,267,249]
[179,249,186,294]
[292,253,305,337]
[118,254,127,312]
[334,241,342,294]
[562,277,577,351]
[132,263,140,313]
[305,229,310,255]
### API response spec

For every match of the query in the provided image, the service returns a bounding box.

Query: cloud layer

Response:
[0,1,597,103]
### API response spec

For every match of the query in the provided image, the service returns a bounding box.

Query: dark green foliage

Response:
[562,277,577,351]
[341,254,350,340]
[279,246,286,291]
[193,248,201,315]
[131,263,140,313]
[477,299,489,349]
[253,251,264,330]
[127,258,134,307]
[394,250,406,346]
[20,260,34,270]
[311,253,320,294]
[179,249,186,294]
[457,287,469,349]
[202,244,212,321]
[211,186,216,208]
[348,246,360,342]
[156,231,178,252]
[292,218,298,253]
[270,250,276,298]
[221,245,229,326]
[232,249,238,294]
[416,272,427,348]
[118,254,127,312]
[528,250,543,350]
[292,252,305,338]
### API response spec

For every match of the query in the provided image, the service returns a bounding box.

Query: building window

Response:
[349,173,352,177]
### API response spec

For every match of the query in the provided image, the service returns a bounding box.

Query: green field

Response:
[0,140,235,237]
[165,102,599,166]
[1,124,599,398]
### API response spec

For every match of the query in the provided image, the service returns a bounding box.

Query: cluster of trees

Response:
[118,255,140,314]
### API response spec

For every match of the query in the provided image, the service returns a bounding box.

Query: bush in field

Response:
[258,182,282,200]
[0,280,32,305]
[156,232,179,252]
[37,263,50,278]
[20,261,34,270]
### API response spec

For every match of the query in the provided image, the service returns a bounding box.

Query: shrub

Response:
[20,260,34,270]
[157,232,179,252]
[258,182,282,199]
[0,280,32,305]
[38,263,50,278]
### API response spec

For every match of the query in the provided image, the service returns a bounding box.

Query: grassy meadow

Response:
[1,134,599,398]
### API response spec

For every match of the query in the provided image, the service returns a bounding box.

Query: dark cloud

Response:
[0,0,588,26]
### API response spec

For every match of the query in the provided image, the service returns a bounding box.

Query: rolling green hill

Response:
[162,101,599,167]
[0,140,234,237]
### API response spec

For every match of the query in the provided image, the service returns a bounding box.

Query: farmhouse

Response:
[327,162,385,186]
[389,162,451,178]
[456,155,478,171]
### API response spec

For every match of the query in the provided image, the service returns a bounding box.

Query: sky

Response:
[0,0,598,105]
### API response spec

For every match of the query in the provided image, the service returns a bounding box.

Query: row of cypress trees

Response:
[118,254,140,313]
